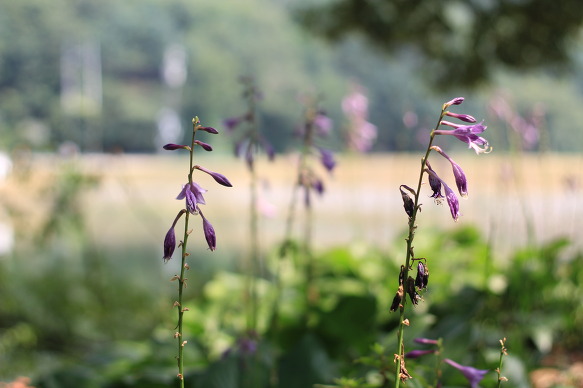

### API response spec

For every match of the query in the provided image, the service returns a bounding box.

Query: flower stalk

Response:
[392,97,489,387]
[162,117,231,387]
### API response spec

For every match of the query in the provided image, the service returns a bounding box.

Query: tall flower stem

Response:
[393,108,445,388]
[175,119,199,387]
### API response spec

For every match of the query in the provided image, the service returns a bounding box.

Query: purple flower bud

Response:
[259,137,276,161]
[312,178,325,195]
[425,161,443,201]
[163,143,191,151]
[194,140,213,152]
[195,165,233,187]
[199,126,219,134]
[223,116,243,131]
[318,147,336,172]
[405,349,436,359]
[414,338,439,345]
[177,182,207,214]
[444,97,464,108]
[399,185,415,218]
[199,211,216,251]
[444,358,489,388]
[163,226,176,262]
[445,111,477,123]
[432,147,468,197]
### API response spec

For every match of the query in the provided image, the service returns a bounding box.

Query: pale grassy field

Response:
[66,152,583,258]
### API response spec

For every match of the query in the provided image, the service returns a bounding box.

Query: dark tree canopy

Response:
[294,0,583,88]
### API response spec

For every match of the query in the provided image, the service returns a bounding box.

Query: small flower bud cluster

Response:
[162,117,233,261]
[222,77,275,170]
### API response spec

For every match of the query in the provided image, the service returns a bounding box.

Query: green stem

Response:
[248,160,259,333]
[175,118,199,387]
[393,109,444,388]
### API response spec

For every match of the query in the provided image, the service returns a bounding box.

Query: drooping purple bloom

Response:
[318,147,336,172]
[195,165,233,187]
[194,140,213,152]
[163,143,191,151]
[435,121,490,154]
[425,161,443,201]
[432,146,468,197]
[405,349,436,359]
[177,182,207,214]
[426,168,460,221]
[444,358,489,388]
[163,226,176,262]
[443,181,460,221]
[199,210,216,251]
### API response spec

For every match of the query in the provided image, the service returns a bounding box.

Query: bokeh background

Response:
[1,1,583,387]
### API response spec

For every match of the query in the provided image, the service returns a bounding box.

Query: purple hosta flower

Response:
[425,169,460,221]
[444,111,477,123]
[259,137,276,161]
[199,210,216,251]
[312,178,325,195]
[314,111,333,136]
[318,147,336,172]
[238,337,258,356]
[405,349,436,359]
[431,146,468,197]
[444,359,488,388]
[163,226,176,262]
[435,121,491,154]
[199,126,219,134]
[163,143,191,151]
[194,140,213,152]
[177,182,207,214]
[348,121,378,153]
[414,338,439,345]
[223,115,244,131]
[162,210,186,262]
[425,161,443,202]
[443,181,460,221]
[194,165,233,187]
[443,97,464,108]
[415,261,429,289]
[343,86,377,152]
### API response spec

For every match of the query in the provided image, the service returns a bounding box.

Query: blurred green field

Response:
[75,152,583,255]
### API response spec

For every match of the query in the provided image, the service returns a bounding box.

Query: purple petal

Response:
[444,359,489,388]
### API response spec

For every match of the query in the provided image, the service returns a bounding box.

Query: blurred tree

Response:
[294,0,583,88]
